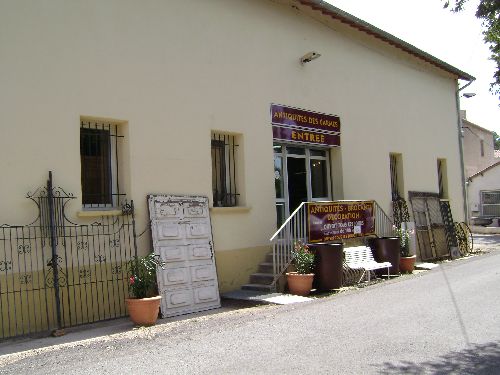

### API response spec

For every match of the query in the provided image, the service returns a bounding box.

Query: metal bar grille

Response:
[390,154,399,200]
[438,160,445,198]
[481,190,500,217]
[80,121,125,208]
[211,133,239,207]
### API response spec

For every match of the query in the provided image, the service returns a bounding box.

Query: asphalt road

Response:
[1,236,499,375]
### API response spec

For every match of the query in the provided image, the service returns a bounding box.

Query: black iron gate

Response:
[0,172,137,339]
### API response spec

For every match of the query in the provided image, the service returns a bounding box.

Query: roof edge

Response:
[462,118,494,135]
[298,0,475,81]
[468,161,500,181]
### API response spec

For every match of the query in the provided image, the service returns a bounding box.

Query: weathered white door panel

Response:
[189,244,212,260]
[157,245,188,262]
[149,194,221,318]
[190,264,217,283]
[161,267,191,286]
[193,286,219,304]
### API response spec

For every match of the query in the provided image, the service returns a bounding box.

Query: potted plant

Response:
[126,252,165,326]
[395,226,416,273]
[286,241,315,296]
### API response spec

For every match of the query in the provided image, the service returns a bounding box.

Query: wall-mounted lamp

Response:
[300,51,321,65]
[462,92,476,98]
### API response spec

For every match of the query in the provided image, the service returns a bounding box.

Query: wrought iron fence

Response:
[0,172,137,339]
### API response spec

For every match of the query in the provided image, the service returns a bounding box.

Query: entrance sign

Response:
[307,201,375,242]
[272,127,340,147]
[271,104,341,147]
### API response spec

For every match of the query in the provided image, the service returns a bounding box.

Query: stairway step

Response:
[249,273,274,285]
[241,283,274,292]
[265,253,274,263]
[258,262,274,273]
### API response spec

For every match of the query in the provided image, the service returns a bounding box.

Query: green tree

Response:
[493,131,500,150]
[444,0,500,102]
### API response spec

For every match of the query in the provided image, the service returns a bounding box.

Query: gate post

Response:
[47,171,64,336]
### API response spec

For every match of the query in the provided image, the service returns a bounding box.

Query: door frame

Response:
[274,143,332,222]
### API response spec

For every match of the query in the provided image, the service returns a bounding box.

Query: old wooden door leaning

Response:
[148,195,221,318]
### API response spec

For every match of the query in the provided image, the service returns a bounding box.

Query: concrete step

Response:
[265,253,274,263]
[249,272,274,285]
[258,262,274,273]
[241,283,274,292]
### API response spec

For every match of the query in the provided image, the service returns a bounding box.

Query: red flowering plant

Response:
[128,252,165,299]
[291,241,315,274]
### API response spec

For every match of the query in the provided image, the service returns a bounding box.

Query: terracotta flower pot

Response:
[399,255,416,273]
[125,296,162,326]
[286,272,314,296]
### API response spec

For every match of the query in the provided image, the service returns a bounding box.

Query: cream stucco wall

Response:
[0,0,466,291]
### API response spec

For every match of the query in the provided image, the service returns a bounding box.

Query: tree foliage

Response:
[444,0,500,102]
[493,131,500,149]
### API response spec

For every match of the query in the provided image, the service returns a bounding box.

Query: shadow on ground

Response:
[375,341,500,375]
[0,299,262,357]
[473,234,500,246]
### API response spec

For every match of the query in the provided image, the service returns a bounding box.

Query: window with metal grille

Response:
[437,159,448,199]
[80,120,124,208]
[389,153,404,201]
[481,190,500,217]
[211,133,239,207]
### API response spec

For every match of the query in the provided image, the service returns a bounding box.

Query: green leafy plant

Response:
[393,226,414,257]
[128,253,165,299]
[291,241,315,274]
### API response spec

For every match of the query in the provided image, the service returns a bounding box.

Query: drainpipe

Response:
[455,78,475,224]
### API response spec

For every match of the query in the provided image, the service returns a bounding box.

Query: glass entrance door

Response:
[274,144,331,227]
[287,155,308,215]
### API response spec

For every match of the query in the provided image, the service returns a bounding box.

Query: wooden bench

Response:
[344,246,391,283]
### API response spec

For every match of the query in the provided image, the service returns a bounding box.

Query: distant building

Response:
[467,162,500,222]
[461,110,496,178]
[461,111,499,223]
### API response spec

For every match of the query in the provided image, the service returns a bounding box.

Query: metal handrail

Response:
[269,203,308,289]
[269,200,395,290]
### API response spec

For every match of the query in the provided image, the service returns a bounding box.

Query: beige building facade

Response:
[0,0,473,336]
[461,111,497,178]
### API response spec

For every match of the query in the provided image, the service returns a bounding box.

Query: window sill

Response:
[77,209,123,218]
[209,206,252,214]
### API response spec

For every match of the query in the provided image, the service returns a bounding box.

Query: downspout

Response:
[455,78,475,224]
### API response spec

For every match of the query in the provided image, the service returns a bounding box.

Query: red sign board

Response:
[307,201,375,242]
[271,104,341,147]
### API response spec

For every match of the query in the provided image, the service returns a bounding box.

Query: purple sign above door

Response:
[271,104,341,133]
[270,104,341,147]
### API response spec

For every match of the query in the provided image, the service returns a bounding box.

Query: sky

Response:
[326,0,500,134]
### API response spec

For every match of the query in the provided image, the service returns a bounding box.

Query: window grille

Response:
[390,154,400,200]
[80,120,124,208]
[437,159,446,198]
[211,133,239,207]
[481,190,500,217]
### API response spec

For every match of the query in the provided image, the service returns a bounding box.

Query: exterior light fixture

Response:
[300,51,321,65]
